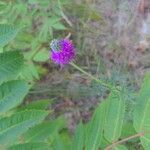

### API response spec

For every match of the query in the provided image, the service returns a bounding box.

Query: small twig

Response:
[65,32,71,39]
[105,132,145,150]
[57,0,73,27]
[61,10,73,27]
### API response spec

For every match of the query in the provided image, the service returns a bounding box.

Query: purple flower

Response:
[50,39,76,65]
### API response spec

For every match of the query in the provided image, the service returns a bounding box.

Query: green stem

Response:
[70,62,115,90]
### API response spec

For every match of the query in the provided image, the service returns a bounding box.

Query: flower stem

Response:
[70,62,115,90]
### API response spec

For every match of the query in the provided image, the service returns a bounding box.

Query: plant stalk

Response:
[70,62,115,90]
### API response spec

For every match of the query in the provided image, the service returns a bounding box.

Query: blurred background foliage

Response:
[0,0,150,149]
[0,0,143,124]
[0,0,107,96]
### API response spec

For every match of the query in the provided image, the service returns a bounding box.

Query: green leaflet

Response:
[52,132,66,150]
[104,91,125,142]
[113,145,128,150]
[33,48,49,62]
[20,62,39,81]
[51,22,66,30]
[52,131,72,150]
[72,122,84,150]
[0,51,23,85]
[15,99,52,112]
[21,118,65,142]
[0,110,49,146]
[0,24,19,47]
[7,142,50,150]
[121,121,136,138]
[133,74,150,150]
[0,80,29,113]
[141,135,150,150]
[85,100,107,150]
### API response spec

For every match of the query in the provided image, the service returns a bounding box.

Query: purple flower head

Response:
[50,39,76,65]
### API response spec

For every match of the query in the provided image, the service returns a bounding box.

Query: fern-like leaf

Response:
[0,24,19,47]
[72,122,84,150]
[15,99,52,112]
[0,51,23,85]
[133,74,150,150]
[113,145,128,150]
[104,91,125,142]
[21,118,65,143]
[7,142,50,150]
[85,100,107,150]
[0,110,49,145]
[0,80,29,113]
